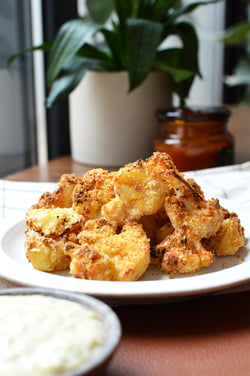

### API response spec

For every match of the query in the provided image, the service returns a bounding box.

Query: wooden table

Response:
[4,156,250,376]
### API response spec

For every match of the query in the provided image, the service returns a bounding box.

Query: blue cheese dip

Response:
[0,295,105,376]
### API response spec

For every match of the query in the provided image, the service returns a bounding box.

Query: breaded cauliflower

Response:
[26,208,85,238]
[203,209,245,256]
[152,226,214,274]
[186,177,205,199]
[25,230,71,271]
[67,219,150,281]
[30,174,79,210]
[77,218,117,245]
[165,196,223,240]
[102,152,175,225]
[139,207,171,246]
[155,220,175,245]
[72,169,115,219]
[23,152,246,280]
[163,167,224,240]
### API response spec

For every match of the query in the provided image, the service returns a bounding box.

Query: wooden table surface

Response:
[4,156,250,376]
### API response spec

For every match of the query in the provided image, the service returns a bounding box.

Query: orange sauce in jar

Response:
[154,107,234,172]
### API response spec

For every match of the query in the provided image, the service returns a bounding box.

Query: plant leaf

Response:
[86,0,114,24]
[224,58,250,86]
[164,22,200,74]
[154,48,195,82]
[222,21,250,46]
[46,69,85,108]
[154,47,195,106]
[126,18,163,91]
[181,0,220,14]
[7,41,53,67]
[114,0,133,27]
[111,0,142,69]
[102,28,126,69]
[246,31,250,58]
[161,22,200,104]
[46,56,103,107]
[169,0,220,22]
[149,0,177,22]
[155,47,181,67]
[77,42,114,69]
[47,19,102,86]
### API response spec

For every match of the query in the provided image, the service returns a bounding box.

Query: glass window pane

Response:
[0,0,37,177]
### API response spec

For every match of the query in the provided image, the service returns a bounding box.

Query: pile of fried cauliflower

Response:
[25,152,246,281]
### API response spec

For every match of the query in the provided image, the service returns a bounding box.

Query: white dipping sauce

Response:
[0,295,105,376]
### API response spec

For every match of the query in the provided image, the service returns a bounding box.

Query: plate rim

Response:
[0,203,250,302]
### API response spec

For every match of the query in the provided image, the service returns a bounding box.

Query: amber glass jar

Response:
[154,106,234,172]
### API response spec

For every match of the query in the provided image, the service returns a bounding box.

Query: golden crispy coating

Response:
[30,174,79,210]
[139,214,159,246]
[203,209,245,256]
[25,230,71,271]
[165,167,203,201]
[155,220,175,245]
[24,152,246,280]
[77,218,117,245]
[68,220,150,281]
[152,226,214,274]
[72,169,115,219]
[165,196,223,240]
[139,206,174,248]
[26,208,85,238]
[163,168,223,239]
[102,152,175,225]
[138,205,166,241]
[186,177,205,199]
[150,219,175,265]
[155,206,170,227]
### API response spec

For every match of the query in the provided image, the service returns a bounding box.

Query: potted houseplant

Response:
[10,0,219,166]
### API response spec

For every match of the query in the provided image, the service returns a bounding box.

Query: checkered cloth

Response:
[0,162,250,292]
[0,181,56,221]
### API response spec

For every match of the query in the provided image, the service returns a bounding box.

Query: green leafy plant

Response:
[9,0,219,107]
[222,0,250,103]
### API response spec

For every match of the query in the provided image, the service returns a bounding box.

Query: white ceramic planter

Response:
[69,71,172,167]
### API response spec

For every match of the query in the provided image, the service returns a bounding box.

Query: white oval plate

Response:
[0,199,249,305]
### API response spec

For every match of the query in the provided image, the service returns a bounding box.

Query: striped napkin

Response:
[0,181,56,220]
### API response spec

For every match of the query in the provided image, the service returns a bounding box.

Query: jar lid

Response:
[155,106,231,122]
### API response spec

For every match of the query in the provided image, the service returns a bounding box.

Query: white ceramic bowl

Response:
[0,287,121,376]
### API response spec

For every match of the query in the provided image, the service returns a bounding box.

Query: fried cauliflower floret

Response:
[203,209,245,256]
[150,219,175,265]
[138,208,168,245]
[139,214,159,245]
[68,220,150,281]
[186,177,205,199]
[165,196,223,240]
[25,230,71,271]
[162,167,223,239]
[72,169,115,219]
[166,168,204,200]
[102,152,175,225]
[77,218,117,245]
[26,208,85,238]
[155,220,175,245]
[23,152,246,280]
[152,226,214,274]
[30,174,79,210]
